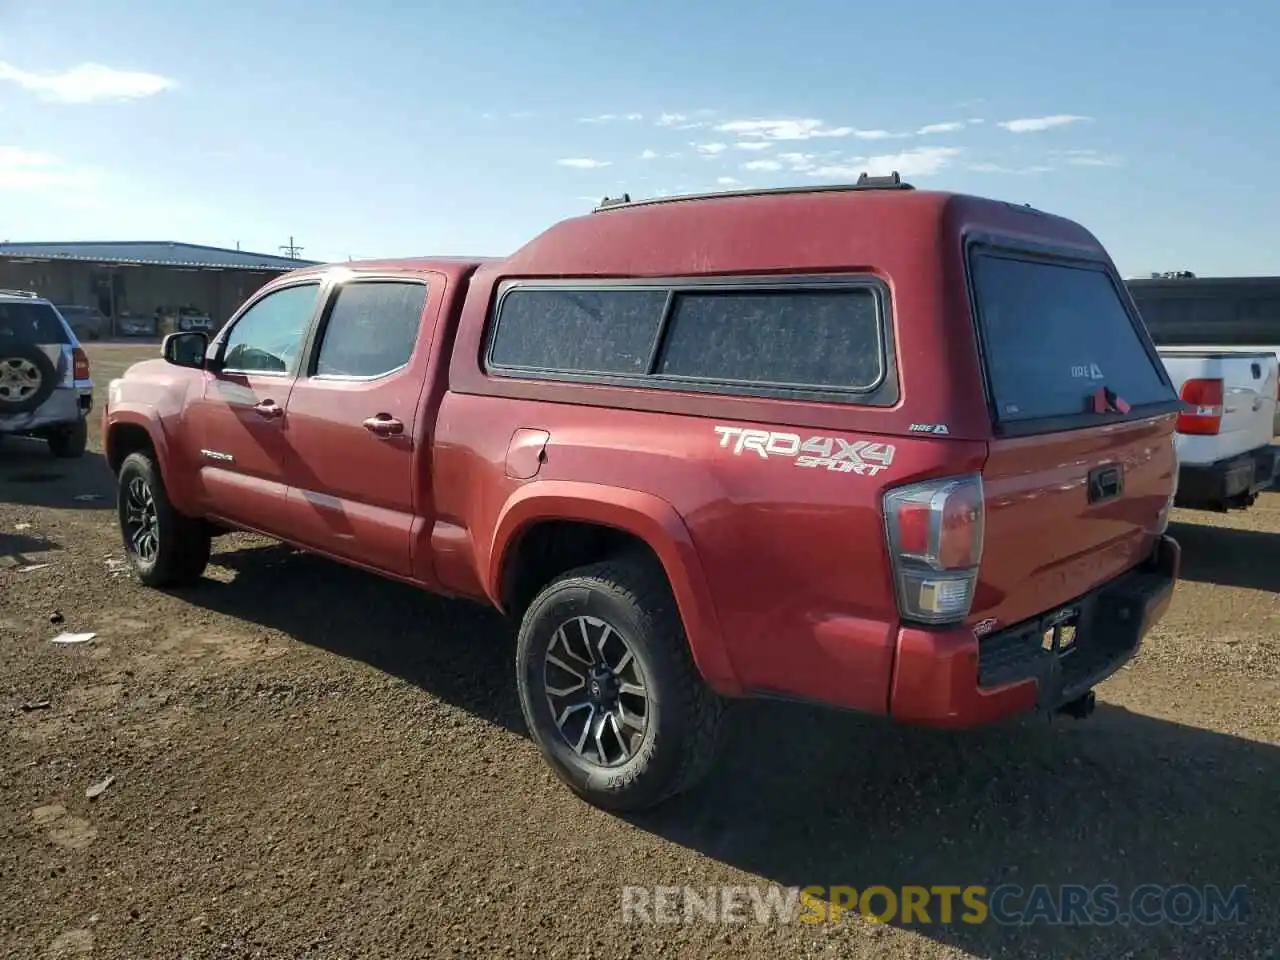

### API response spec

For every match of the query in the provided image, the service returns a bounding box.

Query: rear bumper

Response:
[1175,445,1278,508]
[0,386,90,434]
[889,535,1180,729]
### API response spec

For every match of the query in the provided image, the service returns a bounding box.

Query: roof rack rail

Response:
[592,172,915,213]
[0,288,40,299]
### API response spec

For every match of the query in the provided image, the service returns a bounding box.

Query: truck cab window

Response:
[314,281,427,378]
[221,283,320,374]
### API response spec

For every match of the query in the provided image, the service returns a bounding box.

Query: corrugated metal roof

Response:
[0,241,320,271]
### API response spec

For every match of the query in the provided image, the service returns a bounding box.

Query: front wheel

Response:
[515,557,725,811]
[117,451,211,587]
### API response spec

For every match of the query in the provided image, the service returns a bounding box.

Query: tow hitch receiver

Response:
[1057,689,1097,719]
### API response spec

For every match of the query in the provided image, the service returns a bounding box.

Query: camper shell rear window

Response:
[968,250,1178,431]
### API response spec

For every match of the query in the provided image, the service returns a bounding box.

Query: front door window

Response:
[220,283,320,375]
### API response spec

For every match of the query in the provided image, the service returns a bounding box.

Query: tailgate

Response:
[967,248,1180,626]
[978,419,1176,627]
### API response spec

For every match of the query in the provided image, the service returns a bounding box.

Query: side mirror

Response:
[162,331,209,369]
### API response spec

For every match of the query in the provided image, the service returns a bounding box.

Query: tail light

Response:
[883,474,985,625]
[72,347,90,381]
[1175,378,1223,435]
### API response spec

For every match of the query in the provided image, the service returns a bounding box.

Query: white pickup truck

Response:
[1158,347,1279,511]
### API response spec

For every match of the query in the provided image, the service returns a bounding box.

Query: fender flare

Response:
[103,407,197,515]
[488,480,742,696]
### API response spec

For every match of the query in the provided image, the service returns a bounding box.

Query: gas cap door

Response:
[505,428,550,480]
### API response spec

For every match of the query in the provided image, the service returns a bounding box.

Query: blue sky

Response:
[1,0,1274,276]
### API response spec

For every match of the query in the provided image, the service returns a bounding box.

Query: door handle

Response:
[362,414,404,437]
[253,400,283,419]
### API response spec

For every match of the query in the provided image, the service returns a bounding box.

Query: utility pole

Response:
[280,236,303,259]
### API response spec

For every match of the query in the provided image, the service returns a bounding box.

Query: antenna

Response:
[280,236,304,258]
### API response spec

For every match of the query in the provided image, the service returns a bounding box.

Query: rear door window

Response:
[970,253,1176,424]
[314,280,427,378]
[0,302,70,344]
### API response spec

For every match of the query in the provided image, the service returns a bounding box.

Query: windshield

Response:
[0,301,71,344]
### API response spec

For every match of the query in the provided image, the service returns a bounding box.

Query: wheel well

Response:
[500,520,662,621]
[106,424,155,475]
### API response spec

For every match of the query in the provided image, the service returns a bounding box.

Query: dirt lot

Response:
[2,343,1277,959]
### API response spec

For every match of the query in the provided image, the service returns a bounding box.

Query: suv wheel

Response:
[516,557,725,811]
[0,344,58,415]
[47,419,87,458]
[117,451,211,587]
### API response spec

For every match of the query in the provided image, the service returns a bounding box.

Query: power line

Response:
[279,236,304,258]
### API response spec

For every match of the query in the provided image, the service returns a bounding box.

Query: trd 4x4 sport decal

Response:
[713,426,895,477]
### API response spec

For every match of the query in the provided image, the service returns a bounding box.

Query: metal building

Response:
[0,241,320,337]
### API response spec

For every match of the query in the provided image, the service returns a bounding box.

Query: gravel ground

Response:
[1,344,1277,959]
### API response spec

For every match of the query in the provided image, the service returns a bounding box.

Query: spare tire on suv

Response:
[0,342,59,415]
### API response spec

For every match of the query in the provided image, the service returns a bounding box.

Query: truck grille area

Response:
[977,565,1174,706]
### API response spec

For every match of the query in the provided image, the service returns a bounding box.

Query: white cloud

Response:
[734,141,773,151]
[0,61,174,104]
[656,112,687,127]
[1061,149,1123,167]
[0,146,97,189]
[742,159,782,172]
[968,118,985,125]
[809,146,961,179]
[968,162,1054,174]
[510,110,537,120]
[777,152,817,171]
[639,149,658,160]
[998,114,1092,133]
[852,129,905,140]
[918,121,965,135]
[716,176,740,186]
[695,142,728,155]
[714,118,853,141]
[579,112,644,123]
[556,157,612,169]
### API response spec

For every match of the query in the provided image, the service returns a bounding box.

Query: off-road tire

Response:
[47,418,88,458]
[117,451,211,588]
[516,556,725,811]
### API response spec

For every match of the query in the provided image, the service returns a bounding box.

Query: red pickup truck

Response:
[103,176,1182,811]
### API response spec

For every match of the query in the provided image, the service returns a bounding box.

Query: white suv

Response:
[0,289,94,458]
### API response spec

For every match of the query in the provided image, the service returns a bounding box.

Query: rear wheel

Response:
[117,451,211,587]
[47,419,88,458]
[515,556,725,811]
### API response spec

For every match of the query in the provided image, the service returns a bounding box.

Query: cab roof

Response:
[288,256,500,282]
